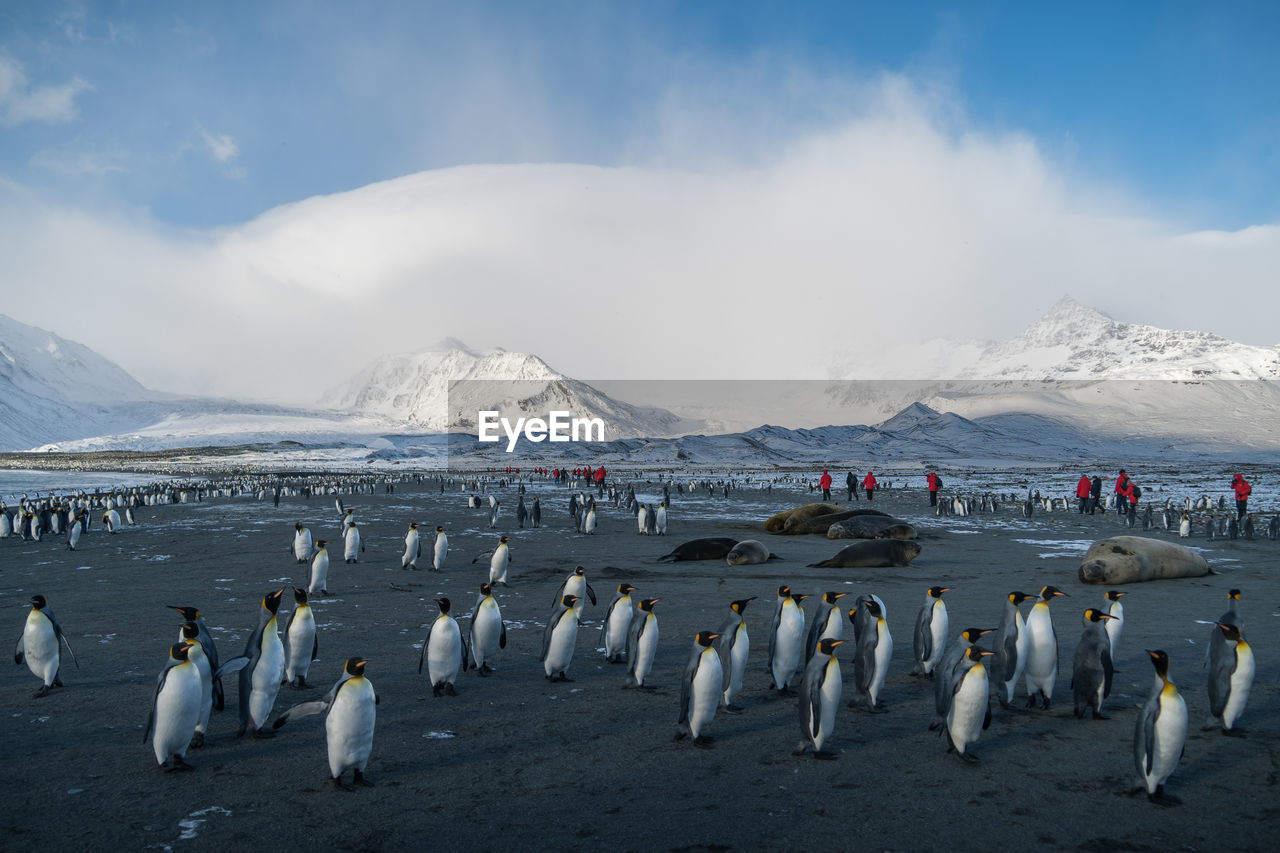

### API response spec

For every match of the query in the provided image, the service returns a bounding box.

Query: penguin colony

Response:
[3,471,1269,807]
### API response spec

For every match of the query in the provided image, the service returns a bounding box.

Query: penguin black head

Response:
[1104,590,1126,602]
[816,638,844,656]
[1040,586,1068,601]
[30,594,47,610]
[293,587,308,604]
[180,622,200,641]
[777,585,791,598]
[928,586,952,598]
[1227,589,1242,601]
[316,539,327,548]
[295,522,304,531]
[1215,622,1243,642]
[499,536,510,544]
[960,627,994,643]
[694,631,719,647]
[823,591,848,605]
[638,598,660,611]
[264,588,285,613]
[965,646,993,662]
[862,598,882,617]
[1083,608,1114,623]
[730,597,756,613]
[409,522,418,529]
[1146,649,1171,680]
[436,526,444,533]
[436,598,452,614]
[573,566,585,577]
[479,583,492,596]
[344,657,368,677]
[561,594,580,607]
[170,643,192,662]
[1008,591,1033,606]
[618,583,637,595]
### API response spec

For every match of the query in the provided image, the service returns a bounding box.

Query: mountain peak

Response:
[1015,295,1114,348]
[426,336,477,355]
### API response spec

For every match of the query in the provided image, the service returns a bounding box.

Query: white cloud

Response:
[197,125,245,179]
[0,76,1276,403]
[0,55,92,127]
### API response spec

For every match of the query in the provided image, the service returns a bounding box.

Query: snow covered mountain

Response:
[328,339,701,439]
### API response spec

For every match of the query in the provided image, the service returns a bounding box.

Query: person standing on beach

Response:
[863,471,877,501]
[1114,470,1130,515]
[1122,478,1141,524]
[819,470,832,501]
[1076,474,1092,514]
[1230,473,1251,520]
[846,471,856,501]
[1089,476,1102,514]
[926,471,941,507]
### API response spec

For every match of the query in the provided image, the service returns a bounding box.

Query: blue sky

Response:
[1,2,1278,400]
[4,1,1276,229]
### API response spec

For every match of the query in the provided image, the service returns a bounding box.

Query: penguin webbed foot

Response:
[1223,727,1248,738]
[813,750,837,761]
[252,727,276,739]
[164,756,194,773]
[189,732,205,749]
[33,685,51,698]
[353,770,373,787]
[333,776,356,792]
[444,683,458,696]
[693,736,714,749]
[958,750,980,764]
[721,704,743,715]
[1148,787,1181,807]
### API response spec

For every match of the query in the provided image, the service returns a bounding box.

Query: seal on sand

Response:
[808,540,922,569]
[657,537,740,563]
[1077,536,1210,585]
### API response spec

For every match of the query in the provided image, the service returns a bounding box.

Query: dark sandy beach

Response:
[2,475,1277,852]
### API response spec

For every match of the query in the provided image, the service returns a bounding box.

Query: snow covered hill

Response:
[328,339,701,439]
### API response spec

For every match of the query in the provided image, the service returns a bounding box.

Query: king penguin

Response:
[1071,608,1116,719]
[283,587,319,689]
[1133,649,1187,805]
[794,638,844,759]
[804,591,848,666]
[467,583,506,675]
[540,594,581,682]
[676,631,723,747]
[343,521,362,564]
[623,598,660,689]
[401,522,420,570]
[1204,621,1254,736]
[769,592,808,693]
[418,598,466,696]
[993,592,1033,710]
[944,646,994,762]
[1103,590,1125,664]
[15,594,79,697]
[717,597,755,711]
[932,627,994,730]
[220,588,286,737]
[850,597,892,712]
[293,522,313,564]
[178,622,213,747]
[600,583,637,664]
[143,643,202,771]
[553,566,597,624]
[168,605,222,711]
[911,586,952,678]
[1024,585,1068,709]
[477,536,511,587]
[273,656,378,790]
[308,540,330,596]
[432,526,448,572]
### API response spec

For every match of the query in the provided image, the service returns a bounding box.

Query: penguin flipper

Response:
[1102,649,1114,698]
[418,630,431,674]
[272,699,329,729]
[677,648,698,726]
[471,550,493,565]
[1208,652,1232,717]
[913,608,931,668]
[14,633,23,666]
[311,633,319,662]
[585,583,597,606]
[214,656,250,680]
[499,621,507,650]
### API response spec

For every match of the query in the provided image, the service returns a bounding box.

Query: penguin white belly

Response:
[154,664,202,765]
[565,577,586,622]
[1105,607,1123,660]
[250,635,285,729]
[925,606,948,673]
[402,532,419,567]
[294,532,311,562]
[725,624,749,705]
[344,530,360,562]
[326,678,376,777]
[772,611,804,689]
[656,506,667,533]
[1222,646,1255,730]
[819,609,843,645]
[309,551,329,595]
[489,548,509,584]
[433,535,448,570]
[472,602,502,667]
[947,665,989,754]
[633,618,659,684]
[604,601,632,659]
[813,658,842,751]
[23,613,59,686]
[1145,692,1188,791]
[689,653,722,738]
[869,623,893,703]
[544,612,578,677]
[286,610,316,682]
[1024,609,1057,695]
[583,511,596,534]
[427,620,462,685]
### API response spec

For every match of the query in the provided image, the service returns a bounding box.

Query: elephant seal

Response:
[1078,536,1210,585]
[725,540,779,566]
[780,508,890,536]
[764,503,839,533]
[827,516,918,541]
[808,540,922,569]
[657,537,739,563]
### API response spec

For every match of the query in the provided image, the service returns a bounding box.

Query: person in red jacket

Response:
[926,471,941,507]
[818,470,832,501]
[862,471,877,501]
[1121,478,1140,522]
[1231,473,1252,519]
[1113,469,1130,514]
[1075,474,1092,514]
